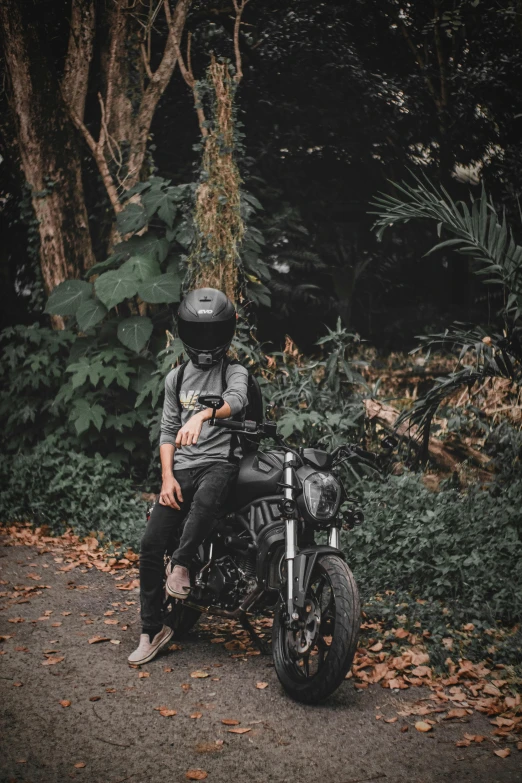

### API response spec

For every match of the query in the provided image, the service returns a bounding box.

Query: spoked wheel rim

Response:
[283,568,337,680]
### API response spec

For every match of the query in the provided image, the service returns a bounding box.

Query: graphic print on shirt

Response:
[179,389,208,411]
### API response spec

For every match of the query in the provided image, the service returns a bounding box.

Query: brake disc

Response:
[287,599,321,657]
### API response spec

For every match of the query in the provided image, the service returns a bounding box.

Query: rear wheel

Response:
[272,554,360,704]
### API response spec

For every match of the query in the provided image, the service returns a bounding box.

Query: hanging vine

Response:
[171,0,249,304]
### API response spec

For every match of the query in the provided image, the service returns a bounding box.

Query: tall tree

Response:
[0,0,96,295]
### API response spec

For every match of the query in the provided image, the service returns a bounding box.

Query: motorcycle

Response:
[159,394,369,704]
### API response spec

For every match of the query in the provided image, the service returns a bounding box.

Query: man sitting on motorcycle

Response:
[128,288,248,665]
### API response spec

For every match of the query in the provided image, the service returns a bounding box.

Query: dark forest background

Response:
[3,0,522,349]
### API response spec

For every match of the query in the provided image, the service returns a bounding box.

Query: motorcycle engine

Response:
[205,555,253,610]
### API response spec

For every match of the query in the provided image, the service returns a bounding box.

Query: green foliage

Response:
[44,175,194,355]
[262,320,367,454]
[345,468,522,627]
[0,443,147,551]
[0,322,185,477]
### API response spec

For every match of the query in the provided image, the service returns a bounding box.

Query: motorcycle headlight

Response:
[303,472,341,521]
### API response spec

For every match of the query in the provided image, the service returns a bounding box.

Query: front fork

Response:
[282,452,341,622]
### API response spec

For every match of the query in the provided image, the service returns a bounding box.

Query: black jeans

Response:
[139,461,239,630]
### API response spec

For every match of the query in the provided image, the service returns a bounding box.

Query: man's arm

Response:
[174,364,248,447]
[158,370,184,509]
[175,402,232,447]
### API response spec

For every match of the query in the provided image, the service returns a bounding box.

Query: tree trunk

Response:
[0,0,96,297]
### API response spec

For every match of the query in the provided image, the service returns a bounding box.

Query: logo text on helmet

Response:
[197,309,213,314]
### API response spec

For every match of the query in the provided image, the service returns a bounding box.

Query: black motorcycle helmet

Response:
[177,287,236,368]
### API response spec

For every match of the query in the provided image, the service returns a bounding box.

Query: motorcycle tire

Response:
[272,554,360,704]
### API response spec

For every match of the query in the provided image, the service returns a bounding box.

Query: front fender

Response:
[293,546,345,609]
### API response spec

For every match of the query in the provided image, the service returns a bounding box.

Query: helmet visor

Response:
[178,317,235,351]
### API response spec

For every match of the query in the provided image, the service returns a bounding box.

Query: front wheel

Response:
[272,554,360,704]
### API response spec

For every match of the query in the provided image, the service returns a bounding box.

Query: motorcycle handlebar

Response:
[209,418,258,432]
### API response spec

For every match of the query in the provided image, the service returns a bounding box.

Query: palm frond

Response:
[371,172,522,317]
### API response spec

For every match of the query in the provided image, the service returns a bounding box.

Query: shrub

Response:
[345,471,522,626]
[0,443,147,551]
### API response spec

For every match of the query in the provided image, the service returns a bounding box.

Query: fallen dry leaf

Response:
[138,672,150,679]
[74,762,86,768]
[8,617,24,623]
[104,619,119,625]
[394,628,409,639]
[383,717,398,724]
[415,721,432,733]
[110,639,120,645]
[494,748,511,758]
[159,708,177,717]
[369,641,383,652]
[89,696,101,702]
[401,725,408,733]
[445,708,469,720]
[195,741,223,753]
[222,719,240,726]
[59,700,71,707]
[42,656,64,666]
[224,640,245,651]
[186,771,208,781]
[190,712,203,719]
[0,635,14,642]
[256,682,268,689]
[169,643,182,652]
[88,636,110,644]
[191,671,210,679]
[228,727,252,734]
[210,637,226,644]
[13,681,23,687]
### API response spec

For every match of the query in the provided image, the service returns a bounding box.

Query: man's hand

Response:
[159,475,184,509]
[175,410,208,448]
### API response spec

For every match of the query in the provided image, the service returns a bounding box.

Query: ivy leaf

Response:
[138,273,181,304]
[95,269,139,310]
[76,300,108,331]
[173,222,194,249]
[121,255,161,281]
[45,280,92,316]
[117,317,153,353]
[116,203,147,235]
[70,399,105,435]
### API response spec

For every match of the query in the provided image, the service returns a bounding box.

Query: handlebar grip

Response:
[210,418,258,432]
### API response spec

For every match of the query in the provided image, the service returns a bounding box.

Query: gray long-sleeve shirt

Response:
[159,358,249,470]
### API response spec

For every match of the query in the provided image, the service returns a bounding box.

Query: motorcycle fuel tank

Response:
[234,450,284,510]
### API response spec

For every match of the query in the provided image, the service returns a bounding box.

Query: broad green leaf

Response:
[116,202,147,235]
[70,399,105,435]
[117,316,153,353]
[138,273,181,304]
[45,280,92,316]
[142,188,178,227]
[95,268,139,310]
[121,254,161,281]
[113,233,170,264]
[83,253,125,278]
[76,299,108,331]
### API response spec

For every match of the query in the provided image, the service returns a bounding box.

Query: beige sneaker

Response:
[127,625,173,665]
[165,562,191,600]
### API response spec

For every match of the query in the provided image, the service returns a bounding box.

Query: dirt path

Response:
[0,534,520,783]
